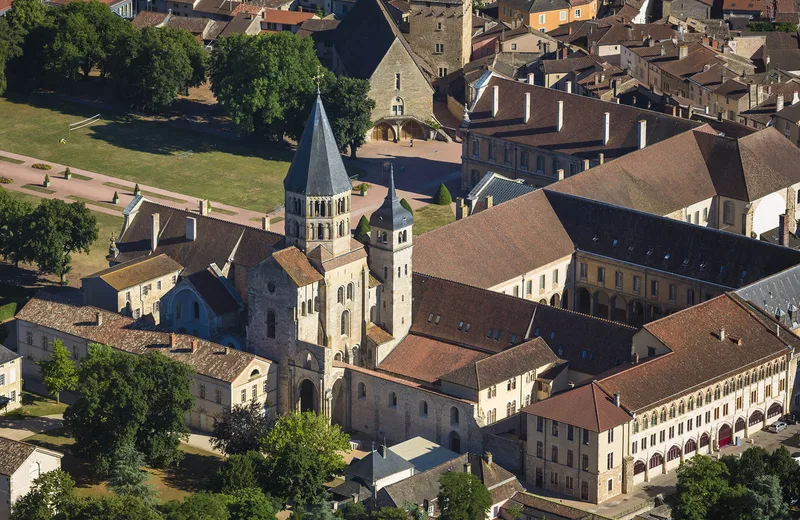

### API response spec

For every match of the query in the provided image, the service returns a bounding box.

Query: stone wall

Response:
[483,432,524,473]
[369,39,434,123]
[405,1,471,79]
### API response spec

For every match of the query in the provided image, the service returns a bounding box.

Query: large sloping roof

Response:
[736,264,800,329]
[370,171,413,230]
[86,254,183,291]
[378,334,489,384]
[521,381,632,432]
[0,438,37,477]
[346,448,414,483]
[332,0,406,79]
[0,344,20,365]
[284,95,353,197]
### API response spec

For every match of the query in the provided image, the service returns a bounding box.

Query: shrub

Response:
[134,184,141,196]
[65,168,72,179]
[0,177,13,184]
[44,174,51,186]
[112,191,120,204]
[32,163,52,170]
[354,216,371,244]
[433,183,452,205]
[0,301,18,321]
[400,198,413,215]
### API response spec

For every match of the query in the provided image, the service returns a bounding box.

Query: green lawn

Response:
[1,391,67,419]
[24,428,223,502]
[413,204,454,235]
[0,187,123,286]
[0,95,294,213]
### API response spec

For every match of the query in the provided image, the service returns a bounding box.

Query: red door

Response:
[719,424,732,448]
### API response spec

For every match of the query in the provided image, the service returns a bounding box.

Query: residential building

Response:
[0,437,62,519]
[499,0,598,33]
[739,79,800,129]
[297,18,341,68]
[404,0,472,86]
[457,172,536,218]
[772,95,800,147]
[662,0,713,19]
[81,253,183,324]
[0,344,21,414]
[261,8,317,32]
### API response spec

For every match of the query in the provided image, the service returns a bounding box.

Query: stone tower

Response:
[368,169,413,339]
[405,0,472,81]
[283,95,354,257]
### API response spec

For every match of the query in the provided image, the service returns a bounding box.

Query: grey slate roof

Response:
[0,344,20,365]
[284,95,352,197]
[467,172,537,208]
[736,264,800,330]
[369,169,413,230]
[346,447,414,483]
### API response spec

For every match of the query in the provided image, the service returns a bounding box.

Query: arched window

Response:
[358,382,366,398]
[420,400,428,417]
[193,302,200,319]
[669,405,676,419]
[723,382,728,396]
[307,299,312,314]
[317,223,324,239]
[667,445,681,462]
[649,452,663,470]
[642,417,648,430]
[737,376,743,390]
[392,96,404,116]
[714,386,721,400]
[745,373,750,386]
[760,367,765,380]
[697,392,703,407]
[705,390,712,403]
[339,221,345,237]
[451,407,459,425]
[685,438,697,454]
[347,283,354,301]
[301,301,306,316]
[337,287,344,304]
[341,310,350,336]
[176,303,182,320]
[688,396,694,411]
[651,412,657,427]
[660,408,667,422]
[767,364,772,377]
[633,421,639,433]
[678,401,685,415]
[267,310,276,339]
[389,392,397,407]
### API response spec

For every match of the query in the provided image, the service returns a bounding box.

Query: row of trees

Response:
[0,0,206,110]
[0,189,98,283]
[674,446,800,520]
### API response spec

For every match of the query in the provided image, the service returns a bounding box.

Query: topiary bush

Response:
[64,167,72,179]
[354,215,371,243]
[134,183,141,196]
[44,174,51,187]
[433,183,452,205]
[400,198,413,215]
[112,191,120,204]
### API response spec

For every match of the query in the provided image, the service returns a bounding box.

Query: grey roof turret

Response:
[370,167,413,230]
[284,95,353,197]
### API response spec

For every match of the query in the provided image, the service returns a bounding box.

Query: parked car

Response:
[769,421,788,433]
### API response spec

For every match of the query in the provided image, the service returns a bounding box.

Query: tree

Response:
[341,501,368,520]
[211,400,272,455]
[164,492,231,520]
[209,32,321,138]
[113,27,207,112]
[354,215,371,244]
[67,494,163,520]
[260,411,350,505]
[432,184,452,206]
[437,472,492,520]
[0,188,33,267]
[399,198,413,216]
[9,470,78,520]
[749,474,788,520]
[768,446,800,504]
[228,488,278,520]
[215,451,264,494]
[37,339,78,403]
[373,508,409,520]
[323,77,376,159]
[108,443,158,505]
[26,199,98,284]
[674,455,730,520]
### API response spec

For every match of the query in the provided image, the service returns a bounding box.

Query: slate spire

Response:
[284,95,352,197]
[370,165,414,230]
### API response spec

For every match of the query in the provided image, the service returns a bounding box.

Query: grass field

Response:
[24,428,223,502]
[413,204,454,235]
[1,392,67,419]
[0,188,123,286]
[0,95,294,213]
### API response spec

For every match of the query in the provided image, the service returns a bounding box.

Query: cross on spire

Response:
[312,65,324,95]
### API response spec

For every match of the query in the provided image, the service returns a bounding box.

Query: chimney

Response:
[631,352,639,363]
[561,47,568,59]
[191,339,198,353]
[224,346,229,355]
[95,312,103,326]
[777,94,785,113]
[169,333,177,349]
[793,91,799,105]
[456,198,468,220]
[613,392,621,407]
[678,43,689,60]
[527,72,535,85]
[595,74,600,86]
[524,92,531,124]
[557,168,565,181]
[566,80,572,94]
[599,152,605,164]
[612,79,618,97]
[151,213,160,252]
[492,85,499,118]
[749,84,758,109]
[757,84,764,104]
[719,328,726,341]
[602,112,610,146]
[199,199,209,216]
[483,452,493,465]
[637,119,647,150]
[186,217,197,241]
[557,100,564,132]
[583,159,590,170]
[261,216,270,231]
[779,214,789,246]
[464,461,472,473]
[484,195,494,208]
[379,444,387,458]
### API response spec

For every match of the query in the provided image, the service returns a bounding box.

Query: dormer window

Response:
[488,328,494,338]
[427,313,434,323]
[550,331,555,339]
[458,321,464,330]
[464,323,471,333]
[434,315,441,325]
[494,329,501,340]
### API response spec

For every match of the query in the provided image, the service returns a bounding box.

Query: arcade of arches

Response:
[371,120,428,142]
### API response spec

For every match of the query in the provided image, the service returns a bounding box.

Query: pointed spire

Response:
[370,162,413,230]
[388,164,398,201]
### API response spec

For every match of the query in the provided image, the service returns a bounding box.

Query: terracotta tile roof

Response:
[263,8,315,24]
[504,492,604,520]
[379,334,489,384]
[522,381,632,432]
[440,337,557,389]
[16,294,265,383]
[367,325,394,345]
[272,247,323,287]
[660,44,722,80]
[296,18,340,39]
[723,0,764,10]
[0,437,37,477]
[713,78,749,99]
[596,293,800,412]
[166,16,213,33]
[542,54,604,74]
[86,254,183,291]
[468,76,699,162]
[132,10,168,28]
[231,2,263,14]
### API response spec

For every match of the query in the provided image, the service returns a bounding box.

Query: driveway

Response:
[0,414,64,441]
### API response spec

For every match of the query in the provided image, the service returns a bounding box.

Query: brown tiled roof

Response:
[440,337,558,390]
[193,0,240,15]
[542,54,603,74]
[713,78,749,99]
[166,16,212,33]
[723,0,764,10]
[0,437,37,477]
[263,8,315,24]
[660,44,722,80]
[596,293,800,412]
[379,334,489,384]
[367,325,394,345]
[16,294,264,383]
[86,254,183,291]
[468,77,699,163]
[522,381,632,432]
[273,247,323,287]
[296,17,340,39]
[185,268,241,316]
[132,10,167,28]
[504,492,604,520]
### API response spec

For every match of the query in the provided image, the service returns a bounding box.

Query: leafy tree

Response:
[373,508,409,520]
[67,494,163,520]
[748,21,774,31]
[108,443,158,505]
[211,400,272,455]
[323,77,375,159]
[354,215,371,244]
[26,198,98,284]
[227,488,278,520]
[5,0,48,35]
[728,446,770,488]
[711,484,755,520]
[9,470,78,520]
[113,26,206,112]
[260,411,350,505]
[406,503,428,520]
[37,339,78,403]
[209,32,321,138]
[164,492,231,520]
[342,501,368,520]
[674,455,730,520]
[432,184,452,206]
[749,474,788,520]
[768,446,800,503]
[303,500,338,520]
[776,23,798,32]
[0,188,33,267]
[399,198,413,215]
[437,472,492,520]
[215,451,264,494]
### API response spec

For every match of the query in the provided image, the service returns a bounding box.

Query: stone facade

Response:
[405,0,471,81]
[82,269,180,324]
[0,442,62,520]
